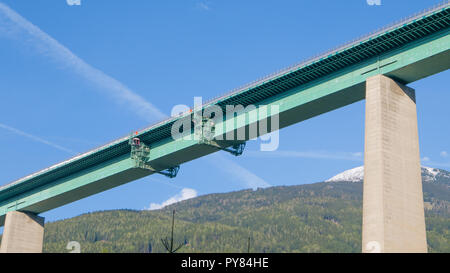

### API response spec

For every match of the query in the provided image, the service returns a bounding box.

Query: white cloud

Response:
[0,3,166,123]
[197,2,210,10]
[0,123,75,155]
[440,151,448,158]
[66,0,81,6]
[422,156,430,162]
[147,188,197,210]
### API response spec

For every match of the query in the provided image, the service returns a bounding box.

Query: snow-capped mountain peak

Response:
[422,166,443,182]
[326,166,450,183]
[326,166,364,182]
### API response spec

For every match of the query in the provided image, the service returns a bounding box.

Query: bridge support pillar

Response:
[0,211,45,253]
[362,75,427,253]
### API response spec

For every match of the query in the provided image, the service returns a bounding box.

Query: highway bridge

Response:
[1,2,449,253]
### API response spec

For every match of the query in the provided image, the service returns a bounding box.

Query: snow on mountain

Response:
[326,166,364,182]
[326,166,450,183]
[421,166,448,182]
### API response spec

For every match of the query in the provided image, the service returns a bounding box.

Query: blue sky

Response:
[0,0,449,224]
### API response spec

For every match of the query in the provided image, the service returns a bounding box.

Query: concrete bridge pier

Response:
[363,74,427,253]
[0,211,45,253]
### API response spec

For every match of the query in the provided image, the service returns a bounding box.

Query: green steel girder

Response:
[0,3,449,226]
[1,27,447,226]
[0,155,152,226]
[2,4,449,203]
[141,30,450,166]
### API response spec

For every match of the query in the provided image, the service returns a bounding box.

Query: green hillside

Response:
[41,171,450,253]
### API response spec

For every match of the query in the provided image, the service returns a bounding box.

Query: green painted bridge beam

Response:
[0,155,152,226]
[0,28,449,226]
[146,30,449,166]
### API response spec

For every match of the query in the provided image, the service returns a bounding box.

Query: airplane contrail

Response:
[0,123,76,155]
[0,2,271,189]
[0,2,166,122]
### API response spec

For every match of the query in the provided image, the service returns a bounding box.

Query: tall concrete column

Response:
[0,211,45,253]
[362,74,427,253]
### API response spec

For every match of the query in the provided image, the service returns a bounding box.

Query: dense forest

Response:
[40,170,450,253]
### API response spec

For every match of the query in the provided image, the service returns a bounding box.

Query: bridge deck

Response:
[1,2,449,226]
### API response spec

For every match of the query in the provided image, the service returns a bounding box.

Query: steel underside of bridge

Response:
[1,4,449,226]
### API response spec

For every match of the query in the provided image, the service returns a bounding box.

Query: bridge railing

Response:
[199,0,450,109]
[2,1,449,192]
